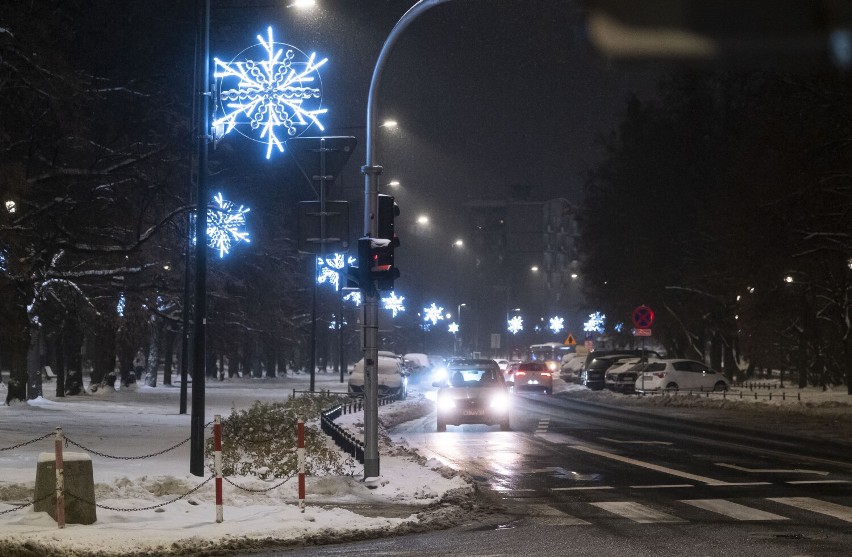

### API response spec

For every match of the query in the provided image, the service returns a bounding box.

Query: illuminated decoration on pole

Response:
[207,192,251,258]
[317,253,356,291]
[507,315,523,334]
[448,322,459,334]
[382,292,406,317]
[343,291,362,306]
[328,314,347,330]
[116,293,126,317]
[584,312,606,334]
[213,27,328,159]
[423,303,445,326]
[549,316,564,334]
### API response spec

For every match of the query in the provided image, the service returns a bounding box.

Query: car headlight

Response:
[490,393,510,411]
[432,367,448,382]
[438,396,456,412]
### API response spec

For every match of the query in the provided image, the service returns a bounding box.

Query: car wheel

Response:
[713,381,728,392]
[665,382,679,391]
[436,418,446,432]
[500,418,511,431]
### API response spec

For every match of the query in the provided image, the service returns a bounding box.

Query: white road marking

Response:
[786,480,851,485]
[551,486,615,491]
[525,504,591,525]
[716,463,829,475]
[681,499,788,521]
[535,419,550,434]
[769,497,852,523]
[591,501,685,523]
[569,444,733,485]
[630,484,694,489]
[600,437,673,445]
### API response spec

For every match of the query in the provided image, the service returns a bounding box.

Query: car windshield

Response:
[449,368,500,387]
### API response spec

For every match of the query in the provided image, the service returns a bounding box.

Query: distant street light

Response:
[531,265,539,272]
[417,215,429,225]
[380,119,398,129]
[287,0,316,8]
[453,239,464,247]
[388,180,400,188]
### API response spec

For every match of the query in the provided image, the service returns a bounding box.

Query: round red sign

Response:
[632,305,654,328]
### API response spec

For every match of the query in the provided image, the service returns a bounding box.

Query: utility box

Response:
[34,452,97,524]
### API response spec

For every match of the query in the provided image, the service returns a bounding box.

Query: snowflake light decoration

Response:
[343,291,362,306]
[549,316,564,334]
[214,27,328,159]
[328,314,347,330]
[382,292,406,317]
[507,315,523,335]
[207,192,251,258]
[317,253,356,291]
[116,293,126,317]
[423,303,444,326]
[448,322,459,334]
[584,312,606,334]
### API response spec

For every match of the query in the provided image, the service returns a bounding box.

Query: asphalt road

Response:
[253,392,852,556]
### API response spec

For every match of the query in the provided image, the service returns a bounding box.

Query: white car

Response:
[348,355,408,398]
[496,359,510,372]
[637,359,730,392]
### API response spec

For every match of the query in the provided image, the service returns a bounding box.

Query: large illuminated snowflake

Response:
[584,312,606,334]
[549,316,564,334]
[207,192,250,258]
[423,303,444,326]
[214,27,328,159]
[507,315,523,335]
[317,253,356,291]
[382,292,405,317]
[448,322,459,334]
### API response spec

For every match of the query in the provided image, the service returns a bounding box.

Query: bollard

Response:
[214,415,223,523]
[54,427,65,529]
[298,418,305,512]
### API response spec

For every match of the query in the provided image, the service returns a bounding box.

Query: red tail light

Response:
[541,372,552,377]
[515,371,526,377]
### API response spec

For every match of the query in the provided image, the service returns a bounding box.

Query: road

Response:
[256,391,852,556]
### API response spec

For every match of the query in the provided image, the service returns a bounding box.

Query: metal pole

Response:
[361,0,450,480]
[339,289,345,383]
[190,0,210,477]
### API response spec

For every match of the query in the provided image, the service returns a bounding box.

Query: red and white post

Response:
[297,418,305,512]
[54,426,65,529]
[214,414,223,523]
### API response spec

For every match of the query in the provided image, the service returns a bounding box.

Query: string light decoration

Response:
[448,322,459,334]
[213,27,328,159]
[549,316,564,334]
[328,314,347,330]
[316,253,356,291]
[423,303,445,326]
[507,315,523,334]
[382,292,406,317]
[343,291,362,306]
[584,312,606,334]
[207,192,251,258]
[116,293,126,317]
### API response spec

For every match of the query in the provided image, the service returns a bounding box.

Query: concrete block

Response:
[34,452,97,524]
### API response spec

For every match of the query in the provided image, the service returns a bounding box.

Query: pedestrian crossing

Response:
[514,496,852,526]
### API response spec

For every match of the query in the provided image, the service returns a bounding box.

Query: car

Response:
[604,359,662,393]
[348,355,408,399]
[637,359,731,392]
[495,359,511,372]
[503,360,523,383]
[510,361,553,394]
[432,358,511,432]
[560,353,587,383]
[581,350,664,390]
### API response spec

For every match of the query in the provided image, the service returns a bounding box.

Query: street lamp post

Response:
[456,303,466,355]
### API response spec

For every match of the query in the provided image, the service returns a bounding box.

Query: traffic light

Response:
[373,194,400,291]
[347,237,374,295]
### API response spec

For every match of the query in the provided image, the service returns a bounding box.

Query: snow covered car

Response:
[637,359,730,392]
[433,359,511,432]
[348,355,408,399]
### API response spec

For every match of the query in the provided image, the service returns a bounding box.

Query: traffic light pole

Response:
[361,0,449,480]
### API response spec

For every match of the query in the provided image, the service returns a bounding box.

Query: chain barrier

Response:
[64,435,191,460]
[65,476,214,512]
[0,492,54,516]
[223,473,294,493]
[0,432,54,452]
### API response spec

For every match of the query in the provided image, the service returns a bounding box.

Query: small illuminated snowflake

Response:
[214,27,328,159]
[584,312,606,334]
[448,322,459,334]
[343,291,362,306]
[207,192,250,258]
[328,314,347,330]
[317,254,356,291]
[423,303,444,326]
[382,292,406,317]
[507,315,523,335]
[549,316,564,334]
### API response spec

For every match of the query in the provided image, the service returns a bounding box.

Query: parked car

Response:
[432,359,510,431]
[348,355,408,398]
[605,359,663,393]
[510,361,553,395]
[637,359,730,392]
[560,353,587,383]
[581,350,664,390]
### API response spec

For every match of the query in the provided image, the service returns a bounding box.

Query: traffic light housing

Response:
[374,194,400,291]
[347,237,374,295]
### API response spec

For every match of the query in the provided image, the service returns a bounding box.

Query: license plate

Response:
[463,409,485,416]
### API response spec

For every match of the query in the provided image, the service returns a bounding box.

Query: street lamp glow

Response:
[453,239,464,247]
[784,275,794,283]
[388,180,400,187]
[380,120,398,129]
[287,0,316,8]
[531,265,539,272]
[417,215,429,225]
[571,273,578,279]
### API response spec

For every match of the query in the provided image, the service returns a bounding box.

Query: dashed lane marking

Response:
[591,501,685,523]
[600,437,673,445]
[769,497,852,523]
[681,499,788,521]
[786,480,851,485]
[525,504,591,525]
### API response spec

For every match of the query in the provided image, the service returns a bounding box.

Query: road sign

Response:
[632,305,655,328]
[633,328,652,337]
[564,333,577,346]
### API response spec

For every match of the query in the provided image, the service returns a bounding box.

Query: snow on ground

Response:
[1,369,850,556]
[0,371,470,557]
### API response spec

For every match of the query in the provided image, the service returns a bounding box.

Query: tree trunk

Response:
[162,328,176,386]
[26,328,43,400]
